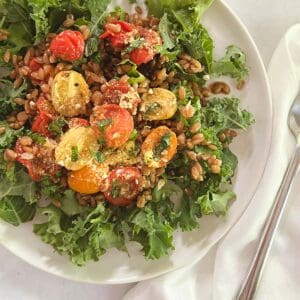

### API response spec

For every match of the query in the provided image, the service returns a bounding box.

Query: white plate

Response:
[0,0,272,284]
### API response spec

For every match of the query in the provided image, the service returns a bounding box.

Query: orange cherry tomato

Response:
[49,30,84,62]
[141,126,177,168]
[104,166,142,206]
[90,104,134,148]
[100,20,136,49]
[68,165,108,194]
[68,118,89,128]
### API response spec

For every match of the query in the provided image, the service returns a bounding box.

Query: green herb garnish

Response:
[92,151,105,163]
[48,117,67,136]
[111,179,121,199]
[123,37,145,54]
[155,132,171,156]
[71,146,79,162]
[98,118,112,132]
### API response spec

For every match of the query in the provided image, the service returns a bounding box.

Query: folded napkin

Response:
[123,24,300,300]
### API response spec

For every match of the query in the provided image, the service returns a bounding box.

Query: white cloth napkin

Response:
[123,24,300,300]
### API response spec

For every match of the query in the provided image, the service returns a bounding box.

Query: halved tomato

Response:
[104,166,142,206]
[90,104,134,148]
[68,164,109,194]
[102,80,130,104]
[141,126,177,168]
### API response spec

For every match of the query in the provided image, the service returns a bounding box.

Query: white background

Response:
[1,1,300,299]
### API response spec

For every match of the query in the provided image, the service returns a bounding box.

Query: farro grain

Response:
[4,149,17,162]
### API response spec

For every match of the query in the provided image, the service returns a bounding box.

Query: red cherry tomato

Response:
[49,30,84,62]
[129,27,162,65]
[68,118,89,128]
[15,140,41,181]
[100,20,136,49]
[104,167,142,206]
[129,47,154,65]
[90,104,134,148]
[102,80,130,104]
[32,97,56,137]
[31,112,52,137]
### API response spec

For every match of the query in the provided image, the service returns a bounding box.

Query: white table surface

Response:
[1,1,300,299]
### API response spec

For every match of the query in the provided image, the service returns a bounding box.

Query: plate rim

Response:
[0,0,273,285]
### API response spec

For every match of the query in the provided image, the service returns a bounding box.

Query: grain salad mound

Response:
[0,0,254,266]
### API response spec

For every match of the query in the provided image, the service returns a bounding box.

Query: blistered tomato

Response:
[49,30,84,62]
[68,164,109,194]
[90,104,134,149]
[104,167,142,206]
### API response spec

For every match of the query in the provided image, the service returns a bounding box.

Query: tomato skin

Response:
[90,104,134,148]
[100,20,135,49]
[129,47,154,65]
[102,80,130,104]
[129,27,162,65]
[15,140,41,181]
[49,30,84,62]
[68,118,89,128]
[31,112,52,137]
[32,97,56,137]
[104,167,142,206]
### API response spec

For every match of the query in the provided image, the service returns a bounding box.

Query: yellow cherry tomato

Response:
[140,88,177,120]
[51,70,91,117]
[55,126,98,170]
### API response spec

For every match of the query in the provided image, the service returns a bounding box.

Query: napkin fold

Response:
[123,24,300,300]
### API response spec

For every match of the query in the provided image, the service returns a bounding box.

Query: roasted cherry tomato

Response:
[49,30,84,62]
[31,112,52,137]
[90,104,134,149]
[141,126,177,168]
[104,166,142,206]
[68,164,109,194]
[129,28,162,65]
[100,20,136,49]
[55,126,99,171]
[68,118,89,128]
[32,97,56,137]
[51,70,91,117]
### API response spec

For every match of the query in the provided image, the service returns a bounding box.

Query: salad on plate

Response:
[0,0,254,266]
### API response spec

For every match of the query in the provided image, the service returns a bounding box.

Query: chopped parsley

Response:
[155,132,171,156]
[123,37,145,54]
[98,118,112,132]
[48,117,67,136]
[71,146,79,162]
[129,129,138,141]
[26,131,46,145]
[92,151,105,163]
[97,136,106,149]
[111,179,121,199]
[145,102,162,115]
